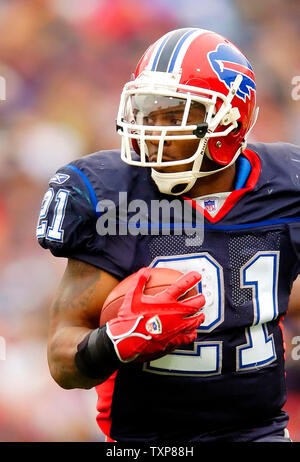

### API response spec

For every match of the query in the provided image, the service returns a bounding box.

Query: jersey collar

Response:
[183,149,261,224]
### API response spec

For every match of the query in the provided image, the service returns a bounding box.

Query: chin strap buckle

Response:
[193,122,208,138]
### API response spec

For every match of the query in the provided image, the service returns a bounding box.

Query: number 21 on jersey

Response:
[36,188,69,242]
[143,251,279,376]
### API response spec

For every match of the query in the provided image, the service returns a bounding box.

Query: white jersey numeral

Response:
[145,254,224,376]
[36,188,69,242]
[36,188,54,238]
[237,252,279,370]
[143,252,280,376]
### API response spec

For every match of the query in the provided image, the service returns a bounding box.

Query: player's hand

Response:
[106,267,206,362]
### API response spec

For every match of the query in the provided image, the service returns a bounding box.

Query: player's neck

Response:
[186,162,237,199]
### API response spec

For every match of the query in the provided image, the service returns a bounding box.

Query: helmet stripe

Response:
[152,28,196,72]
[150,33,172,72]
[168,29,200,72]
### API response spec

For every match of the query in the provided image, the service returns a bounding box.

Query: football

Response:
[99,267,198,326]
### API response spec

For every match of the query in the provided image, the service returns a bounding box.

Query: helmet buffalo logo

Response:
[208,44,256,102]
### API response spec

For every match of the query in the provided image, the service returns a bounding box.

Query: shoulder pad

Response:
[36,150,142,279]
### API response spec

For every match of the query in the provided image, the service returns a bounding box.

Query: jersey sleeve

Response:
[286,144,300,278]
[36,163,131,280]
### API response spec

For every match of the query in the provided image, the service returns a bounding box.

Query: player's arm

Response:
[47,258,120,390]
[288,275,300,316]
[38,164,206,389]
[48,259,206,390]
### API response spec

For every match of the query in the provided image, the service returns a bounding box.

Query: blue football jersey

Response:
[37,142,300,442]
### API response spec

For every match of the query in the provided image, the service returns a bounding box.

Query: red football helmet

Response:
[117,28,258,195]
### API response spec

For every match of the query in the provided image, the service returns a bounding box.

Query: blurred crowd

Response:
[0,0,299,442]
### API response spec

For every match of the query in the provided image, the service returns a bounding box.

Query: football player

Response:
[37,28,300,442]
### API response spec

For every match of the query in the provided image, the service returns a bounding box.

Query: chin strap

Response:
[151,137,209,195]
[150,108,259,196]
[151,168,198,195]
[151,145,243,195]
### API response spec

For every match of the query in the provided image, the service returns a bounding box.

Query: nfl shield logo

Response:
[204,199,216,212]
[145,316,162,335]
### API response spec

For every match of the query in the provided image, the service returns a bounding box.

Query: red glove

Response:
[106,267,206,363]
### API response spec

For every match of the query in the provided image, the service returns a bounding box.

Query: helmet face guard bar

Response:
[117,74,242,168]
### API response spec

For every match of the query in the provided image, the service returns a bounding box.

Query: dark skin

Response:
[146,104,237,197]
[48,259,120,389]
[47,104,300,390]
[287,276,300,317]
